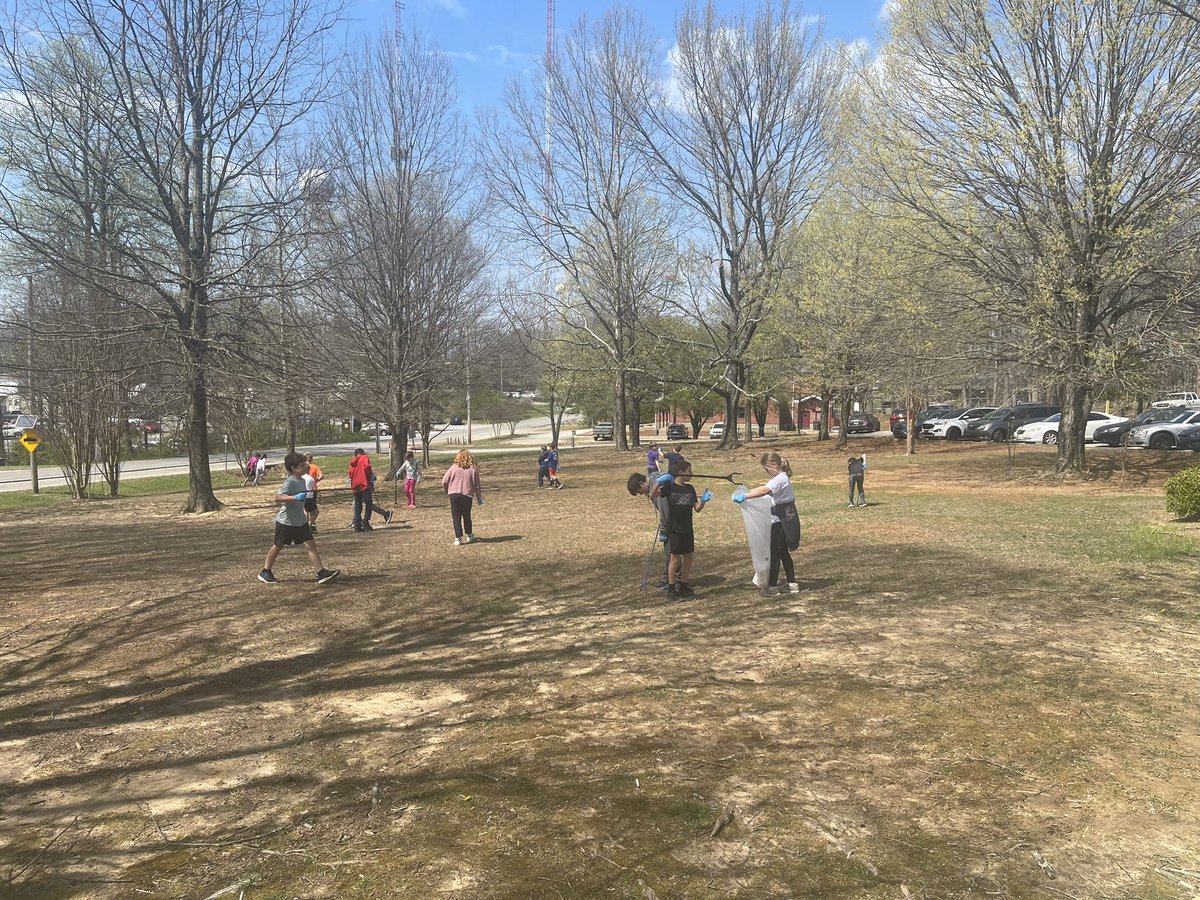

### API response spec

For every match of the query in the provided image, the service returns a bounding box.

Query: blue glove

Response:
[656,473,674,484]
[293,491,309,501]
[659,532,669,542]
[701,489,714,503]
[732,491,746,503]
[477,497,484,506]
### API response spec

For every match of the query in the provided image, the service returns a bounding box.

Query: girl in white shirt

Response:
[738,452,799,595]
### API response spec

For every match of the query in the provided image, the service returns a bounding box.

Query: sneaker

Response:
[656,579,670,591]
[361,522,374,531]
[315,568,340,585]
[466,533,476,543]
[554,483,564,490]
[787,582,800,593]
[383,510,394,525]
[761,585,781,597]
[453,537,462,546]
[847,502,856,508]
[258,569,278,584]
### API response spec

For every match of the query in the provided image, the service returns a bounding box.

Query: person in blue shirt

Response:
[546,445,563,490]
[662,444,685,471]
[537,445,551,488]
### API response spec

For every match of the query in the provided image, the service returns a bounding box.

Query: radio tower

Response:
[543,0,554,250]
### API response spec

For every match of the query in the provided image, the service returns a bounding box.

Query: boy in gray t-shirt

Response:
[259,451,340,584]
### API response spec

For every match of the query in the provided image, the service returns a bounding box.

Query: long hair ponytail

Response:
[760,451,791,476]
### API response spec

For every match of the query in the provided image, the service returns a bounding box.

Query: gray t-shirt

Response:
[275,475,308,526]
[766,472,795,524]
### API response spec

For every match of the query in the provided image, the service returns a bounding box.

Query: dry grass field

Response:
[1,437,1199,899]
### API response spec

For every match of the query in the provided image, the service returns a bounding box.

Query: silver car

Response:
[1127,409,1200,450]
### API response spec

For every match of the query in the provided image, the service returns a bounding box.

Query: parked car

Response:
[709,421,725,439]
[1176,425,1200,452]
[1127,409,1200,450]
[963,403,1061,442]
[925,407,996,440]
[889,409,905,430]
[666,423,689,440]
[449,415,464,426]
[592,421,614,441]
[892,405,955,440]
[917,408,965,438]
[1151,391,1200,408]
[1092,407,1178,447]
[845,412,880,434]
[1012,411,1128,445]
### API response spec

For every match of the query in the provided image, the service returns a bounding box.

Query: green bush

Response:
[1164,465,1200,520]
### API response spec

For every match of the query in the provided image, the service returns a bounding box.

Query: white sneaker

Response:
[453,537,462,546]
[466,534,476,543]
[787,582,800,593]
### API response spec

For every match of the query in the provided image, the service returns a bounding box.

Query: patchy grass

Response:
[1,438,1199,898]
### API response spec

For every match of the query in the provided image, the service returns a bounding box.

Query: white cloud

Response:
[879,0,901,21]
[440,44,534,68]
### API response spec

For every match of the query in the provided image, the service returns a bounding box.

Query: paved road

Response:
[0,415,591,493]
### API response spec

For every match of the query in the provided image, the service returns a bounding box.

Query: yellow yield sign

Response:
[19,430,40,453]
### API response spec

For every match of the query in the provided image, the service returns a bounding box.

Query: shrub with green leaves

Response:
[1164,465,1200,520]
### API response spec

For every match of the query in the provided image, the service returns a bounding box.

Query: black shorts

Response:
[274,522,313,547]
[668,532,695,555]
[304,497,318,513]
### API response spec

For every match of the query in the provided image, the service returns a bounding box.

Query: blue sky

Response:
[346,0,890,112]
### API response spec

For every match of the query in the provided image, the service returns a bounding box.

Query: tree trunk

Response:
[818,387,831,442]
[615,368,628,451]
[744,392,754,442]
[183,363,221,512]
[834,393,851,450]
[630,397,642,447]
[718,362,742,450]
[1055,381,1088,474]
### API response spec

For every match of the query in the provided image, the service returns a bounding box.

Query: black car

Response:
[666,423,689,440]
[1092,406,1179,447]
[845,413,880,434]
[449,415,464,426]
[963,403,1060,442]
[1176,425,1200,452]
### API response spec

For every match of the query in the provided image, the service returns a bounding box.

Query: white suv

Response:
[925,407,996,441]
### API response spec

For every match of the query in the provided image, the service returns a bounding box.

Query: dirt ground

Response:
[2,438,1199,899]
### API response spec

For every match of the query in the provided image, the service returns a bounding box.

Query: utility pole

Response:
[27,274,38,493]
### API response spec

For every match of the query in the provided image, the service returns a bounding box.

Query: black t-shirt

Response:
[660,481,697,534]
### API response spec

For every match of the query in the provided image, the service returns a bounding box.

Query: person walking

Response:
[650,459,713,598]
[253,452,268,486]
[349,448,394,532]
[243,451,259,487]
[257,451,340,585]
[536,445,551,488]
[398,450,421,508]
[733,452,800,595]
[848,453,867,507]
[441,449,483,545]
[662,444,685,471]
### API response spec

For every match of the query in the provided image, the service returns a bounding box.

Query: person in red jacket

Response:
[348,448,393,532]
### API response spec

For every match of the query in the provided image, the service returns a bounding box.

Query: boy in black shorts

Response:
[650,460,712,598]
[259,451,340,584]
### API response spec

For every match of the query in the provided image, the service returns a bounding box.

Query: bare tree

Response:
[480,8,677,452]
[623,0,842,449]
[318,32,487,477]
[870,0,1200,473]
[0,0,341,510]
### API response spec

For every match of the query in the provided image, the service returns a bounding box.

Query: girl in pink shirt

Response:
[441,449,483,545]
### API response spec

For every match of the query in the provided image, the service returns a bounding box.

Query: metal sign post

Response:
[20,430,39,493]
